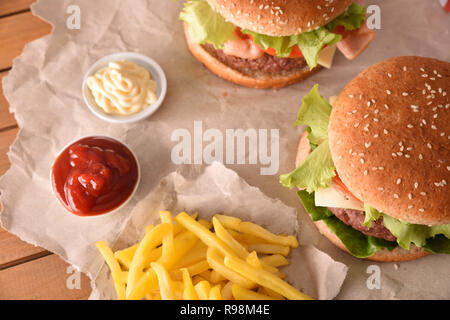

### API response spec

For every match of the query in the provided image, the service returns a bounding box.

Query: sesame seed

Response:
[402,92,408,96]
[419,208,425,212]
[384,129,388,134]
[414,182,418,188]
[365,142,372,148]
[408,193,412,200]
[386,90,391,95]
[407,124,414,128]
[396,178,402,184]
[394,194,399,199]
[420,192,426,196]
[387,73,392,78]
[364,170,368,176]
[408,205,414,209]
[427,143,432,149]
[377,187,384,191]
[419,154,423,160]
[360,158,365,164]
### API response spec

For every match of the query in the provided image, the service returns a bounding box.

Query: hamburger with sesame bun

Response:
[281,56,450,261]
[179,0,375,88]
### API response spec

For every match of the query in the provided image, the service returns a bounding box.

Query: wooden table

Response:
[0,1,91,299]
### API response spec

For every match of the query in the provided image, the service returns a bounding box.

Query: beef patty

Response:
[328,207,397,242]
[203,44,308,75]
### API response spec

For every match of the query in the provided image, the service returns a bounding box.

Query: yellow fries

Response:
[151,262,176,300]
[181,268,198,300]
[95,241,127,300]
[224,254,312,300]
[215,214,299,248]
[96,210,312,301]
[232,284,278,300]
[247,243,291,256]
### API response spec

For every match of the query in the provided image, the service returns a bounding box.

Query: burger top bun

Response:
[206,0,354,36]
[329,56,450,226]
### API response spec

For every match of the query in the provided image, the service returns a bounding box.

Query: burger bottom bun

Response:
[184,24,322,89]
[295,132,429,262]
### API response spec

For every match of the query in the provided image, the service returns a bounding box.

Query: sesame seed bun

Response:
[206,0,354,36]
[328,56,450,226]
[184,24,322,88]
[295,131,429,262]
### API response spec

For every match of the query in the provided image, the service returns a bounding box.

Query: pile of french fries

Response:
[95,211,313,300]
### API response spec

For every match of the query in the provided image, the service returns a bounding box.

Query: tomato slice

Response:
[236,28,303,59]
[332,173,363,203]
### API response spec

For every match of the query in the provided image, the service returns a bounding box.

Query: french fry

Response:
[224,255,313,300]
[213,217,249,259]
[210,270,227,284]
[195,281,211,300]
[151,262,176,300]
[159,211,175,265]
[221,281,233,300]
[114,244,138,270]
[209,285,222,300]
[145,224,155,233]
[172,241,207,269]
[192,275,206,285]
[206,248,255,289]
[262,286,285,300]
[246,251,279,274]
[259,254,289,267]
[171,260,210,281]
[126,223,171,297]
[231,284,277,300]
[181,268,199,300]
[199,270,213,283]
[215,214,299,248]
[95,241,127,300]
[247,243,290,256]
[127,229,199,300]
[175,212,236,258]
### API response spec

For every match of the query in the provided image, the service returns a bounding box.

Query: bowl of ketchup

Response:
[51,136,140,217]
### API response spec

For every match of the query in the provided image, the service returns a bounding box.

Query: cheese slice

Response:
[315,184,364,211]
[317,44,337,69]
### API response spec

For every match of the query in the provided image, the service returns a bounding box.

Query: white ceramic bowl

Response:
[82,52,167,124]
[50,135,141,218]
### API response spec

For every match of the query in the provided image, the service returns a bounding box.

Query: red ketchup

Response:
[51,136,139,216]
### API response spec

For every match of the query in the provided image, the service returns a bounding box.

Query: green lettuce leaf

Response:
[294,84,332,146]
[422,235,450,254]
[382,214,450,251]
[363,205,450,253]
[179,0,236,49]
[326,3,366,31]
[280,140,336,193]
[298,191,397,258]
[243,28,341,69]
[363,203,381,228]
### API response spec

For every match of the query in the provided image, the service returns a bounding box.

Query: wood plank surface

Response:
[0,227,49,269]
[0,11,52,70]
[0,254,91,299]
[0,127,18,175]
[0,0,35,17]
[0,71,17,130]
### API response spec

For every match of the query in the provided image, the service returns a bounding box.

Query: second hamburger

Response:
[180,0,374,88]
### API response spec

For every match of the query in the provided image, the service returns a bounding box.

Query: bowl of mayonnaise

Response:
[82,52,167,124]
